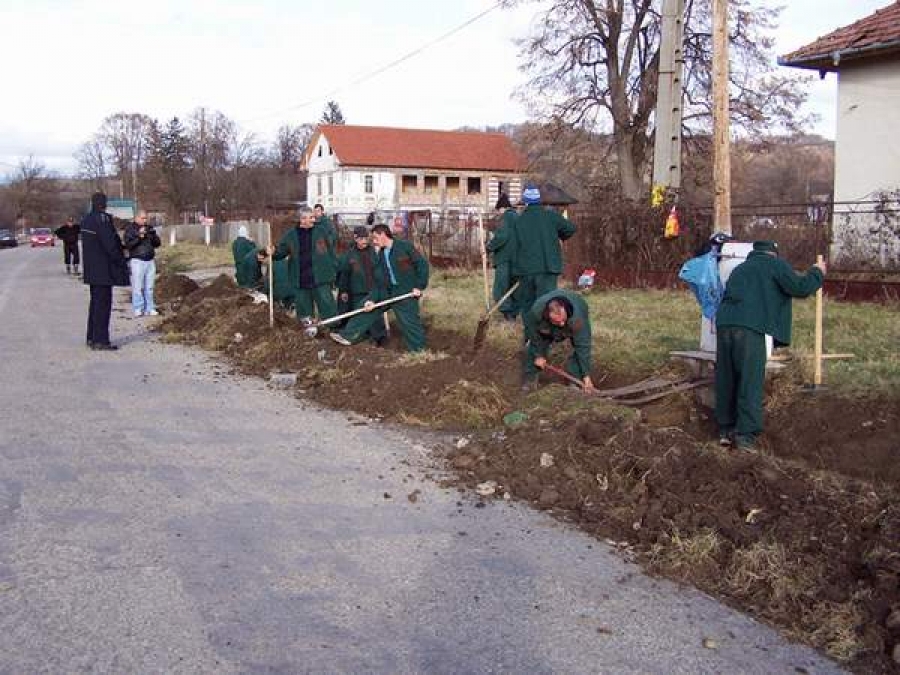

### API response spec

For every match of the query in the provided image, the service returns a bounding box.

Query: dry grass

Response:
[395,350,450,366]
[805,599,867,662]
[648,529,723,582]
[435,380,510,429]
[157,243,234,273]
[725,541,819,613]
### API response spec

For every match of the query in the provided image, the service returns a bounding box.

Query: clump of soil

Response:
[155,273,199,303]
[156,277,900,673]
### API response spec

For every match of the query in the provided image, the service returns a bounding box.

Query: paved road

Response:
[0,245,842,674]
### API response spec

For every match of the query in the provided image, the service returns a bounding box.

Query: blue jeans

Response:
[130,258,156,314]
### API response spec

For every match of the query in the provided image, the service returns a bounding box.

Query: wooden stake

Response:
[814,254,823,386]
[712,0,731,234]
[477,213,490,311]
[267,222,274,328]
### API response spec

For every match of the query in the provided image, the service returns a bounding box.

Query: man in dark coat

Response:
[54,217,81,275]
[522,289,595,392]
[715,241,826,449]
[80,192,129,350]
[486,194,519,321]
[331,224,429,352]
[336,225,386,344]
[510,185,576,341]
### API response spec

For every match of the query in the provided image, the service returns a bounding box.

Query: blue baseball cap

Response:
[522,185,541,205]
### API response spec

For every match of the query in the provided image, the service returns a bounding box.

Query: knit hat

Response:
[353,226,369,238]
[522,185,541,205]
[495,193,512,209]
[237,225,249,238]
[753,240,778,254]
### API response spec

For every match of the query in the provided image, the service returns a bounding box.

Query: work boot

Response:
[330,333,351,346]
[91,343,119,351]
[66,265,71,274]
[718,428,734,447]
[735,434,757,453]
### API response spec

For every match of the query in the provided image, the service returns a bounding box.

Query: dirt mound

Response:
[155,274,200,303]
[155,283,900,673]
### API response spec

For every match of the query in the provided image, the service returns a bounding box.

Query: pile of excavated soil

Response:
[155,273,200,304]
[156,278,900,673]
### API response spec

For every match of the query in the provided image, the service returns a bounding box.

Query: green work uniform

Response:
[232,236,257,288]
[337,246,385,342]
[715,251,823,444]
[272,221,338,321]
[523,289,592,382]
[510,205,576,340]
[237,248,295,309]
[486,208,519,319]
[339,239,429,352]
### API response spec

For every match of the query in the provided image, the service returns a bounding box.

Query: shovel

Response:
[302,292,418,337]
[472,281,520,351]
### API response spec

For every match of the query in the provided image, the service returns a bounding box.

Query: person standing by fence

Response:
[123,211,161,317]
[54,217,81,275]
[486,194,519,321]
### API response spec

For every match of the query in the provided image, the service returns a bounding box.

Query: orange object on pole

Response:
[664,206,681,238]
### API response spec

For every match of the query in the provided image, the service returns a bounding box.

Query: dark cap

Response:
[495,193,512,209]
[753,240,778,254]
[91,192,107,211]
[353,226,369,238]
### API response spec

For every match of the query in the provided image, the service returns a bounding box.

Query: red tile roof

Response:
[780,1,900,71]
[306,125,527,172]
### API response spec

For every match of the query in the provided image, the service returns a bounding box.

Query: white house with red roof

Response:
[302,125,527,217]
[780,1,900,266]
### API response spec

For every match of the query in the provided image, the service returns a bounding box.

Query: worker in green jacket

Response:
[336,225,386,345]
[510,185,576,341]
[715,240,826,450]
[523,289,595,392]
[232,226,258,288]
[486,193,519,321]
[314,203,337,238]
[237,248,295,310]
[331,224,429,352]
[266,206,337,322]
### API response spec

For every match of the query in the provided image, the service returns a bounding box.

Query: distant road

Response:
[0,246,843,674]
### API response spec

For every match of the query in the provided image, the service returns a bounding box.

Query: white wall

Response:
[833,59,900,266]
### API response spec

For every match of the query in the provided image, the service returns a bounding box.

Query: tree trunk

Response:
[614,130,646,200]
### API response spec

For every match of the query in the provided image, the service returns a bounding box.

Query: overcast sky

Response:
[0,0,890,178]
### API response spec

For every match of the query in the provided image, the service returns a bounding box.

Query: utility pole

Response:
[651,0,686,198]
[712,0,732,234]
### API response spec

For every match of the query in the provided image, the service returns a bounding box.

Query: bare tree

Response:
[74,135,108,190]
[273,123,315,170]
[4,156,63,229]
[507,0,812,199]
[98,112,154,199]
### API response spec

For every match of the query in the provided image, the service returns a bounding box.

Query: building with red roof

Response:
[780,2,900,266]
[302,125,527,218]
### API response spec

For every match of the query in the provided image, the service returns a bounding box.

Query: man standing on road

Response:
[510,185,576,342]
[331,224,428,352]
[54,217,81,276]
[522,289,595,393]
[715,241,826,450]
[266,206,337,323]
[336,225,386,345]
[123,211,161,317]
[486,194,519,321]
[80,192,129,350]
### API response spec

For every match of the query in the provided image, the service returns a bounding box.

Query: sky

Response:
[0,0,892,178]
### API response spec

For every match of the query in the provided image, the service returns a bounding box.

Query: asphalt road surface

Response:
[0,245,843,674]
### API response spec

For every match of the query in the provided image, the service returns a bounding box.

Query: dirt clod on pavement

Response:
[155,272,900,674]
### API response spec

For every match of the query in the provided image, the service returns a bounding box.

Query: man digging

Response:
[336,225,386,346]
[522,289,595,393]
[715,240,826,451]
[330,224,428,352]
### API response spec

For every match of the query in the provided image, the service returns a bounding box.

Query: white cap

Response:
[237,225,249,238]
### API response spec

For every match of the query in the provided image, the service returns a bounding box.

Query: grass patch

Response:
[436,380,509,428]
[648,528,723,582]
[157,243,234,274]
[395,350,449,366]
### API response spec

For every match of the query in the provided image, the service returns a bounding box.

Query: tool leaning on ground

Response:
[300,292,418,338]
[472,281,521,351]
[541,362,713,405]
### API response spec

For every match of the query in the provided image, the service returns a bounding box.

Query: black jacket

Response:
[123,222,161,261]
[54,224,80,245]
[81,211,129,286]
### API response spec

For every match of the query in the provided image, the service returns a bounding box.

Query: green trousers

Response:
[715,326,766,441]
[293,284,336,322]
[340,292,425,352]
[349,294,386,342]
[492,262,518,318]
[516,273,559,342]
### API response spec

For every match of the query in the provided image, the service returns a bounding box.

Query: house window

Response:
[318,145,323,157]
[446,176,460,194]
[364,175,374,194]
[328,175,334,195]
[329,147,333,155]
[424,175,439,194]
[467,177,482,195]
[402,175,418,193]
[316,176,322,196]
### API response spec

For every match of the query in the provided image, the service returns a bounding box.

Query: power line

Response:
[240,1,503,125]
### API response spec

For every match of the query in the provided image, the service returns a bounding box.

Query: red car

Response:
[30,228,54,247]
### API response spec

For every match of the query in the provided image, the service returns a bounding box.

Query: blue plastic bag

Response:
[678,251,723,320]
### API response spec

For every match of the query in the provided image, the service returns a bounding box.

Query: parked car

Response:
[0,228,17,248]
[30,228,54,247]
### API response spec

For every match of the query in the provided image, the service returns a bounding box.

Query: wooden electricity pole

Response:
[712,0,732,234]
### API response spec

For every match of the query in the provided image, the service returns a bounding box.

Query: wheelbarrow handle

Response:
[315,291,418,328]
